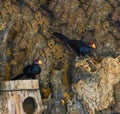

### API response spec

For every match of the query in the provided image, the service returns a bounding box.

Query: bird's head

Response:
[34,59,43,65]
[89,41,96,49]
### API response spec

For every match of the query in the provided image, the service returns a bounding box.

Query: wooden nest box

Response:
[0,80,43,114]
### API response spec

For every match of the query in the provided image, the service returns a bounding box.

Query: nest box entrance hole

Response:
[22,97,37,114]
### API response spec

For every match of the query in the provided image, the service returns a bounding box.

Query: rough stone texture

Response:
[112,83,120,113]
[0,0,120,114]
[72,57,120,114]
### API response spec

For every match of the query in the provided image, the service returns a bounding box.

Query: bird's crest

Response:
[34,59,43,65]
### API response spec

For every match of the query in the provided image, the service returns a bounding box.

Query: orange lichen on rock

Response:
[41,88,52,98]
[61,99,66,106]
[61,92,70,106]
[63,92,70,101]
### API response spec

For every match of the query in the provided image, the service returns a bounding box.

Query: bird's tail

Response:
[53,32,70,43]
[11,73,25,80]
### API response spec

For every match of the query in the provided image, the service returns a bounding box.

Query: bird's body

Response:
[53,32,96,56]
[11,59,42,80]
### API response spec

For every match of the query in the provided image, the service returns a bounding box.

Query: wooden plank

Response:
[0,90,43,114]
[0,80,39,91]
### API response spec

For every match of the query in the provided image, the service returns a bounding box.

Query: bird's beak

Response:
[91,43,96,49]
[38,60,43,65]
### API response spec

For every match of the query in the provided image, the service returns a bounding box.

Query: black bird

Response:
[11,59,42,80]
[53,32,96,56]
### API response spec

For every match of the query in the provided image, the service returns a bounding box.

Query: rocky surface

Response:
[72,57,120,114]
[0,0,120,114]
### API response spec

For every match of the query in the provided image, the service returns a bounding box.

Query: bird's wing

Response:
[23,65,31,75]
[68,40,81,56]
[69,40,92,56]
[31,64,41,74]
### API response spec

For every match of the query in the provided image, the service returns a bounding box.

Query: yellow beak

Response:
[38,60,43,65]
[91,43,96,49]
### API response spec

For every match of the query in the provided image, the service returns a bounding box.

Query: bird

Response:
[53,32,96,56]
[11,59,42,80]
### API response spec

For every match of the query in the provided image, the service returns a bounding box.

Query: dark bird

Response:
[11,59,42,80]
[53,32,96,56]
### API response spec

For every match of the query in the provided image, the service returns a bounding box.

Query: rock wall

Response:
[73,57,120,113]
[0,0,120,114]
